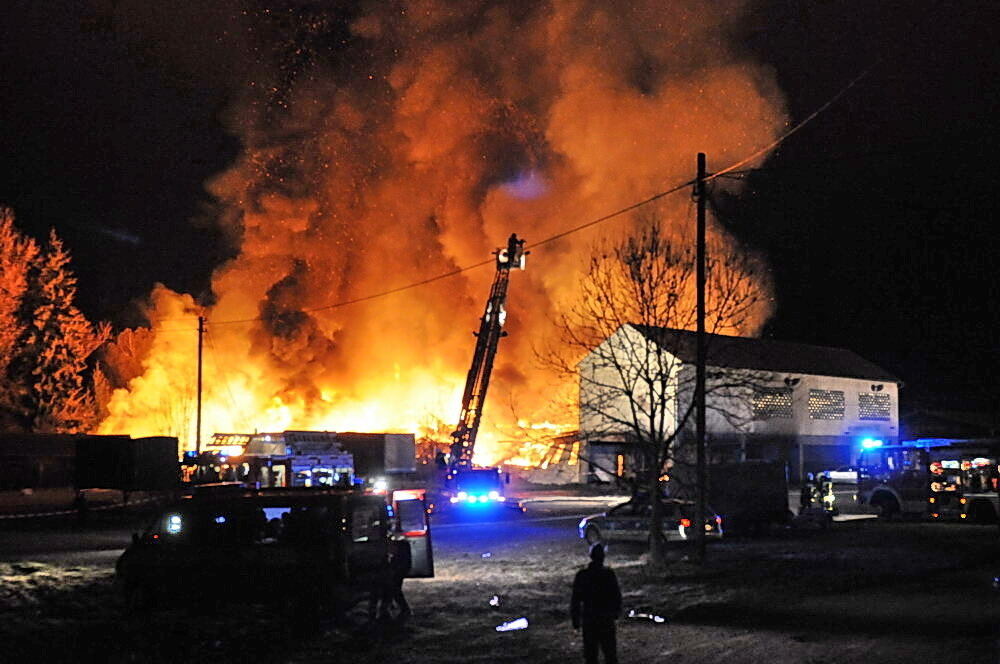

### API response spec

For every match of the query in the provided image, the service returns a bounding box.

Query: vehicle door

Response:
[605,500,650,540]
[898,448,931,512]
[240,502,317,599]
[392,489,434,578]
[346,494,390,584]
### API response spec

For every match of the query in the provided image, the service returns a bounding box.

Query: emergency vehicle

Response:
[115,483,434,621]
[438,234,527,514]
[856,438,1000,522]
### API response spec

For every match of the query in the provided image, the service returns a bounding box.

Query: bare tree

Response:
[546,220,769,566]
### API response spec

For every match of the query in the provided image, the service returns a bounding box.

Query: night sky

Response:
[2,1,998,410]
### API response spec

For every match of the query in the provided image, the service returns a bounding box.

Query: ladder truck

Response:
[442,233,527,512]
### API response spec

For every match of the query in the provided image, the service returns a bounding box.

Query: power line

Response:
[708,68,873,182]
[210,257,497,326]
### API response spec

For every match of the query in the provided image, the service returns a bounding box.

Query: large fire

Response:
[97,1,786,464]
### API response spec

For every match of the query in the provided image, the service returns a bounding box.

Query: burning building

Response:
[97,2,788,464]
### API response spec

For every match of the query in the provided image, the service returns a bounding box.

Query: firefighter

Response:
[506,233,521,265]
[570,543,622,664]
[819,472,836,513]
[379,532,412,621]
[799,473,815,513]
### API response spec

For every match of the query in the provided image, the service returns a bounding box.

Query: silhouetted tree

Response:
[545,220,768,566]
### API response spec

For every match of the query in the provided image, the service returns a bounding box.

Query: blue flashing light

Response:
[214,515,227,524]
[861,438,884,449]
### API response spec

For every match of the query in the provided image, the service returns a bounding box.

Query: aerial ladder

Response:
[443,233,527,508]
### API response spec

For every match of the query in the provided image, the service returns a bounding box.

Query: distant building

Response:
[579,324,901,483]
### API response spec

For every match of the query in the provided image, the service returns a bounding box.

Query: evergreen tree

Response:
[0,209,39,430]
[16,231,109,433]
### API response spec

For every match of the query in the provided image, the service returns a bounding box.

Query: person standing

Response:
[571,543,622,664]
[379,533,412,621]
[799,472,815,513]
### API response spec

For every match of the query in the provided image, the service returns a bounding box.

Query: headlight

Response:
[166,514,182,534]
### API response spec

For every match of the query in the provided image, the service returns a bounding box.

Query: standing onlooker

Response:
[379,533,412,621]
[570,543,622,664]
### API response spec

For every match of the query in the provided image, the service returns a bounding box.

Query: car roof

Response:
[170,486,381,511]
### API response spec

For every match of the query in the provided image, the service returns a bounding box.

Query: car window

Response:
[281,505,335,544]
[351,500,386,543]
[397,499,426,534]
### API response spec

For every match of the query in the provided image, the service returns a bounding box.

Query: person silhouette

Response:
[570,543,621,664]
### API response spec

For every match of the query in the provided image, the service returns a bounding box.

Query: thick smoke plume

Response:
[99,0,786,460]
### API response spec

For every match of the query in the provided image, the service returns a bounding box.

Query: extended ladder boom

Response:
[448,234,526,474]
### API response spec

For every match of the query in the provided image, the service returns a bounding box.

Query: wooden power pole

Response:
[196,315,204,455]
[694,153,708,563]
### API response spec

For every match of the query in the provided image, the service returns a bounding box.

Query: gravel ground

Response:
[1,518,996,663]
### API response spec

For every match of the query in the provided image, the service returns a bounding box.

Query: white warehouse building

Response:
[578,324,901,483]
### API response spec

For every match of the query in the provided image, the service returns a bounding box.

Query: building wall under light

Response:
[579,324,901,484]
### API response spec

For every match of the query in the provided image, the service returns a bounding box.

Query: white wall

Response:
[578,325,680,442]
[704,370,898,443]
[579,327,899,455]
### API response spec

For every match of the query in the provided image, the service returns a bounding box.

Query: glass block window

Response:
[808,389,845,420]
[858,393,891,420]
[752,387,793,420]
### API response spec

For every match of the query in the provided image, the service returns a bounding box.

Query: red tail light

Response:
[679,518,692,528]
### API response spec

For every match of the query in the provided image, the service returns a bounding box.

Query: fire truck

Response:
[856,438,1000,522]
[439,234,527,513]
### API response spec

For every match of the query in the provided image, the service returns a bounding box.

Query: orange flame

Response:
[98,2,786,463]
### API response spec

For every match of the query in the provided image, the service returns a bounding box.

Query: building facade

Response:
[579,324,901,483]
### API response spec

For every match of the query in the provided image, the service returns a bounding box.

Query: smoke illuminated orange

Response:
[97,1,787,463]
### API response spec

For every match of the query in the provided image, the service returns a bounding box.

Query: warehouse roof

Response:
[629,324,900,383]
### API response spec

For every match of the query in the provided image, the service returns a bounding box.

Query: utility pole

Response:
[694,153,708,563]
[196,315,204,455]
